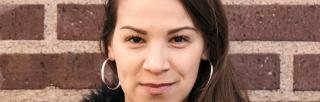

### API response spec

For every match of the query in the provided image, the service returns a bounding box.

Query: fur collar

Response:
[82,84,124,102]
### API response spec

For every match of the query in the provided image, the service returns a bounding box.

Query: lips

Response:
[140,82,176,95]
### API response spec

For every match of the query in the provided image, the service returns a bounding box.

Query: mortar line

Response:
[43,1,58,41]
[278,54,294,101]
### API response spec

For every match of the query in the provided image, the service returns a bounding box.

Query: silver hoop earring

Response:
[101,58,120,90]
[205,61,214,87]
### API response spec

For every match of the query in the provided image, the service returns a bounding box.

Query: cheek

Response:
[169,45,203,94]
[113,47,140,80]
[171,41,204,77]
[168,54,200,100]
[113,52,141,96]
[172,50,201,81]
[111,39,144,94]
[111,36,142,79]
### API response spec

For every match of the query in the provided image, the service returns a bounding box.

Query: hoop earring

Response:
[205,61,214,87]
[101,58,120,90]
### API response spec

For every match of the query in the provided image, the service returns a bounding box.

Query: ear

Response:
[107,43,115,60]
[201,50,208,60]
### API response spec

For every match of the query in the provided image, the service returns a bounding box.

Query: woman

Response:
[83,0,250,102]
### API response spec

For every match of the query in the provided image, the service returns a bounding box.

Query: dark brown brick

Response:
[0,53,104,89]
[0,69,3,88]
[226,5,320,41]
[229,54,280,90]
[46,53,104,89]
[0,5,44,40]
[57,4,105,40]
[0,54,47,89]
[294,54,320,91]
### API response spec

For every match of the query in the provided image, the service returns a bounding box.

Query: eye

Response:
[169,35,190,48]
[170,35,189,43]
[126,35,145,43]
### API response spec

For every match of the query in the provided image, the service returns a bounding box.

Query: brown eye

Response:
[126,35,145,43]
[170,35,188,43]
[173,37,184,42]
[130,37,143,43]
[169,35,190,48]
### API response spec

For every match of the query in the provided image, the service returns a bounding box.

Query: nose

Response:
[142,44,170,74]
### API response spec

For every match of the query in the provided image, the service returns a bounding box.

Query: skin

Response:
[107,0,207,102]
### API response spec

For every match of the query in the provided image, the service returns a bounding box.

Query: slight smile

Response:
[140,82,177,95]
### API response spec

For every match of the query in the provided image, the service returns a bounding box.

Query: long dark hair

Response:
[98,0,250,102]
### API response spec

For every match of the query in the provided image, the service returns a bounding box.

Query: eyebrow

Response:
[120,25,198,35]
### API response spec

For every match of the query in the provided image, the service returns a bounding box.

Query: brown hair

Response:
[101,0,250,102]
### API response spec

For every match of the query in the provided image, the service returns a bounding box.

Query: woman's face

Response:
[108,0,207,102]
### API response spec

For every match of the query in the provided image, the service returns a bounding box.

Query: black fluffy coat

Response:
[82,84,124,102]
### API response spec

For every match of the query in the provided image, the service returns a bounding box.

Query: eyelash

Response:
[170,35,190,43]
[125,34,190,43]
[125,35,145,43]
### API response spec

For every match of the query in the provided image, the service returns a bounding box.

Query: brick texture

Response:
[0,53,104,89]
[0,53,281,90]
[0,69,3,88]
[0,5,44,40]
[294,54,320,91]
[226,5,320,41]
[56,5,320,41]
[57,4,105,40]
[230,54,280,90]
[0,54,47,89]
[0,2,320,101]
[45,53,104,89]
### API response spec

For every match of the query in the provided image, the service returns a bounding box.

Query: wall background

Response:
[0,0,319,101]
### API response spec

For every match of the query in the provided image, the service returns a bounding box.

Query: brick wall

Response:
[0,0,319,101]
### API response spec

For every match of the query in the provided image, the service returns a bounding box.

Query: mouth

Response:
[139,82,176,95]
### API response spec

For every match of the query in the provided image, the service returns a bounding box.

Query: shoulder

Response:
[82,84,124,102]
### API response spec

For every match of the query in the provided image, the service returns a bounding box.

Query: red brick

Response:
[57,4,105,40]
[0,53,282,89]
[226,5,320,41]
[0,5,44,40]
[0,53,104,89]
[229,54,280,90]
[56,5,320,41]
[294,54,320,91]
[0,69,3,88]
[0,53,283,90]
[0,54,48,89]
[46,53,104,89]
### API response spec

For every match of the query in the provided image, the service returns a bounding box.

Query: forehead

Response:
[116,0,194,29]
